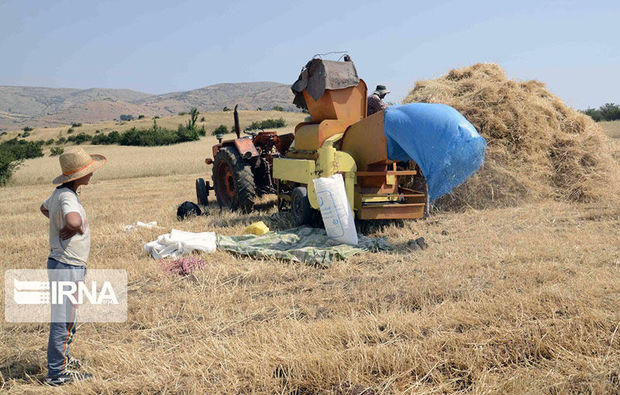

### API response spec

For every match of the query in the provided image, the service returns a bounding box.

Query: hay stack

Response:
[404,63,616,209]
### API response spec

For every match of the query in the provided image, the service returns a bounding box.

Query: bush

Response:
[223,107,231,112]
[212,125,228,136]
[120,114,134,121]
[271,106,284,111]
[67,128,74,134]
[56,137,66,145]
[21,131,30,138]
[45,139,55,145]
[66,133,92,145]
[246,118,286,131]
[71,122,82,127]
[0,139,44,185]
[23,126,33,132]
[91,119,200,147]
[200,117,205,122]
[138,115,145,119]
[50,147,64,156]
[178,112,187,116]
[0,149,17,186]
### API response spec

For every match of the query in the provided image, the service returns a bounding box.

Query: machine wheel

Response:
[212,146,256,213]
[290,186,313,226]
[195,178,208,206]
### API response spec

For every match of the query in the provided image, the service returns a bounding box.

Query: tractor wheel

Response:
[212,146,256,213]
[290,186,313,226]
[195,178,208,206]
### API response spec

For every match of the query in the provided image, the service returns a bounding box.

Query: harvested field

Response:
[404,64,618,210]
[0,128,618,392]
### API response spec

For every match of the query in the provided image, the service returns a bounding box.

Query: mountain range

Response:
[0,82,296,130]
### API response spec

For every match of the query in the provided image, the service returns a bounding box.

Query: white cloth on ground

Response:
[124,221,159,231]
[144,229,216,259]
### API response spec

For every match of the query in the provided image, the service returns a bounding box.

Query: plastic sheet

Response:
[383,103,486,202]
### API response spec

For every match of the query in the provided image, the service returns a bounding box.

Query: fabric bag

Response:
[313,174,358,246]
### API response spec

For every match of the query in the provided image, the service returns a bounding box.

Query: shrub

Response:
[56,137,66,145]
[223,107,231,112]
[90,120,200,147]
[0,149,17,186]
[45,139,55,145]
[271,106,284,111]
[0,139,44,185]
[212,125,228,136]
[71,122,82,127]
[138,115,145,119]
[23,126,33,132]
[108,131,121,143]
[178,112,187,116]
[66,133,92,145]
[67,128,74,134]
[200,117,205,122]
[50,147,64,156]
[120,114,134,121]
[21,131,30,138]
[246,118,286,131]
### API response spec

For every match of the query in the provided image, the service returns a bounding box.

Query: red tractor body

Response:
[196,106,294,212]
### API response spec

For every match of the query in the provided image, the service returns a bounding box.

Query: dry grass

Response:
[0,136,619,392]
[7,111,305,186]
[601,120,620,139]
[404,64,617,210]
[1,110,306,144]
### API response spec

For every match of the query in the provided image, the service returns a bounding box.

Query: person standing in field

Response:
[367,84,391,116]
[40,147,106,386]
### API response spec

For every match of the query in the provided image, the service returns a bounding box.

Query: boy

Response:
[40,147,106,386]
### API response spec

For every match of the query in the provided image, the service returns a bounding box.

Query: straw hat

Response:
[52,147,107,184]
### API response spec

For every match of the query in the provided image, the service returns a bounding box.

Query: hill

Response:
[0,82,296,131]
[135,82,296,115]
[0,86,151,119]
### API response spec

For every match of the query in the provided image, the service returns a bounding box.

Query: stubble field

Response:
[0,122,618,393]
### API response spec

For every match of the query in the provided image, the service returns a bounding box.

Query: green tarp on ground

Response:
[216,226,392,267]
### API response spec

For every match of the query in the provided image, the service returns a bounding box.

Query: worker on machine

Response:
[367,84,390,116]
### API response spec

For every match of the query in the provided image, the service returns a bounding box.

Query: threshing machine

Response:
[197,56,428,224]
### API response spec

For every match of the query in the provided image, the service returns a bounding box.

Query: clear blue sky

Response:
[1,0,618,109]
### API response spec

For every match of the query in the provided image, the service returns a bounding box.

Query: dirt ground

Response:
[0,128,618,393]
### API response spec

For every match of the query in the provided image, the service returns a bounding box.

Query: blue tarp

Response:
[384,103,486,202]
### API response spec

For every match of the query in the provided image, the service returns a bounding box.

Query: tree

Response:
[188,107,199,130]
[599,103,620,121]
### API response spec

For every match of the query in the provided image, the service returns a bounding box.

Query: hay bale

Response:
[404,63,617,209]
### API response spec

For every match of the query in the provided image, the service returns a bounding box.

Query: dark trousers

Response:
[47,258,86,377]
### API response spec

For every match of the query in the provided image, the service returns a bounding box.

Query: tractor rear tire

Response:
[212,146,256,213]
[196,178,208,206]
[291,186,313,226]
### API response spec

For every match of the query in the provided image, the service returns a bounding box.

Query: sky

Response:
[0,0,618,109]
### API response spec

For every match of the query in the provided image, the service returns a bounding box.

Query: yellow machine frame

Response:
[273,65,427,221]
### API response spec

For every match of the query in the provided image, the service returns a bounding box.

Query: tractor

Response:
[198,56,429,224]
[195,105,294,213]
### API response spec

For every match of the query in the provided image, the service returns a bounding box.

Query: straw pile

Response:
[404,63,616,209]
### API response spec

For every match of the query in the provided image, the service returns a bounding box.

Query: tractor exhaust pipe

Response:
[234,104,240,138]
